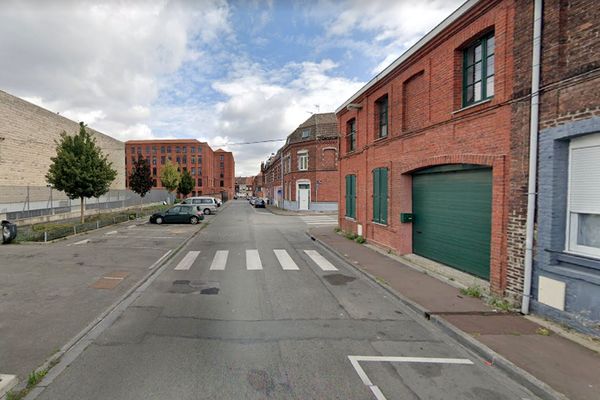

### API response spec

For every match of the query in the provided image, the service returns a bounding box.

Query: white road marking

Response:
[246,249,263,270]
[348,355,474,400]
[71,239,90,246]
[127,225,136,230]
[273,249,299,270]
[303,250,338,271]
[306,222,338,225]
[174,251,200,271]
[105,230,118,235]
[149,250,173,269]
[210,250,229,270]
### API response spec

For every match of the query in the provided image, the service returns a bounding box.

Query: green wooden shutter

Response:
[352,175,356,219]
[373,169,380,222]
[345,175,351,217]
[380,168,388,224]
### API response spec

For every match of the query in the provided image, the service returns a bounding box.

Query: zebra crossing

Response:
[299,215,338,226]
[173,249,338,272]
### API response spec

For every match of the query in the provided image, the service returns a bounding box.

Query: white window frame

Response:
[298,150,308,171]
[565,133,600,258]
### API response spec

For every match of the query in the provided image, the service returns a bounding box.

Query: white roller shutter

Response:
[569,134,600,214]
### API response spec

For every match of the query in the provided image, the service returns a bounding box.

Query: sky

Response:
[0,0,464,176]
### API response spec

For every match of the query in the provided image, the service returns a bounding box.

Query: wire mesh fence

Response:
[0,186,171,221]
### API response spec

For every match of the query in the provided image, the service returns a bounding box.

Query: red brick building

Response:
[125,139,234,200]
[214,149,235,200]
[262,113,339,211]
[337,0,529,297]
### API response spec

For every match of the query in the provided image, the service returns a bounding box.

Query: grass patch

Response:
[344,231,358,241]
[6,368,50,400]
[355,235,366,244]
[536,327,551,336]
[460,285,483,298]
[334,227,341,233]
[488,297,513,312]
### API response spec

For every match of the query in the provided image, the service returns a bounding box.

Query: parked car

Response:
[249,197,257,206]
[181,196,219,215]
[254,199,266,208]
[1,220,17,244]
[149,205,205,225]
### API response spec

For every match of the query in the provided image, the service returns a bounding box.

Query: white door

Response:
[298,183,310,210]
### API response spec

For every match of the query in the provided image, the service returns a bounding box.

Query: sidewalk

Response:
[309,226,600,400]
[266,205,336,216]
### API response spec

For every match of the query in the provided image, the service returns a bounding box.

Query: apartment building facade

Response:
[262,113,339,211]
[529,0,600,335]
[214,149,235,200]
[337,0,526,297]
[125,139,234,200]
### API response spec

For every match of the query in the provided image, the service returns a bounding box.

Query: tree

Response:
[46,122,117,223]
[129,155,154,214]
[178,169,194,198]
[160,160,180,202]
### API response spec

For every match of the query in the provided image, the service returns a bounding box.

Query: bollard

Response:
[44,231,47,243]
[73,226,77,235]
[96,220,100,229]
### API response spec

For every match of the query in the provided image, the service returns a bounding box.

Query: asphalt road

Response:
[32,201,540,400]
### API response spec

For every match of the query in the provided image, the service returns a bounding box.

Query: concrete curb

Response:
[307,231,567,400]
[12,223,206,400]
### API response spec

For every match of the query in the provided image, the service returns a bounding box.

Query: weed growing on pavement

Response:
[344,231,358,240]
[334,227,341,233]
[355,235,366,244]
[27,369,47,386]
[460,285,483,298]
[536,327,551,336]
[488,297,512,312]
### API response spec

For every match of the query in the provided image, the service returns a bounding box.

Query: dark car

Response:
[254,199,266,208]
[149,205,205,225]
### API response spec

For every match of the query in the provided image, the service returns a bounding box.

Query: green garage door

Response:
[412,165,492,279]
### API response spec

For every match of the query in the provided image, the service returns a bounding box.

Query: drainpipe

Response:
[521,0,543,315]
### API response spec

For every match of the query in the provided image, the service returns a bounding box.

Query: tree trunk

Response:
[139,195,143,218]
[80,197,85,224]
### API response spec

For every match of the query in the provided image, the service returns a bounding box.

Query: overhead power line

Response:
[224,138,286,146]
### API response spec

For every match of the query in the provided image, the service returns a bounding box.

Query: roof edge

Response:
[335,0,480,114]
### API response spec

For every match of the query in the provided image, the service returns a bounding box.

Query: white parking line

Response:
[246,249,263,270]
[71,239,90,246]
[105,230,118,235]
[210,250,229,270]
[303,250,338,271]
[348,356,474,400]
[273,249,299,270]
[174,251,200,271]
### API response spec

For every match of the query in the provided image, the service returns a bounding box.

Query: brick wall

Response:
[0,90,125,189]
[337,0,527,294]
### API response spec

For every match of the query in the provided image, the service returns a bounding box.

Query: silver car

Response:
[181,197,219,215]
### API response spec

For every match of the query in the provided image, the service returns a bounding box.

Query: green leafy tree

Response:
[46,122,117,223]
[160,160,180,203]
[129,155,154,214]
[178,169,194,198]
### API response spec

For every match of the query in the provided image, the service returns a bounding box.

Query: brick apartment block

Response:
[125,139,235,201]
[261,113,339,211]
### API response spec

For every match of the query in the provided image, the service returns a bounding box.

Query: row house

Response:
[337,0,599,335]
[263,113,339,211]
[125,139,235,200]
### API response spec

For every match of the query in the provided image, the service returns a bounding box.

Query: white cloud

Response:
[0,0,231,138]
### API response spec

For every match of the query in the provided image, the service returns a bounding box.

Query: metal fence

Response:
[0,185,171,221]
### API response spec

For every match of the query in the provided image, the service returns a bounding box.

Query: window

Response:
[161,146,165,153]
[137,146,142,154]
[167,146,171,153]
[152,146,157,154]
[191,147,195,154]
[375,95,388,138]
[152,157,156,165]
[566,134,600,258]
[220,180,224,187]
[198,156,202,165]
[301,129,310,139]
[198,178,203,186]
[220,155,224,161]
[372,167,388,224]
[161,156,165,164]
[191,157,195,164]
[182,146,187,153]
[298,151,308,171]
[152,167,157,176]
[176,156,181,163]
[182,156,187,164]
[463,33,494,106]
[191,167,196,176]
[345,175,356,219]
[146,145,150,153]
[198,146,202,153]
[176,146,181,153]
[347,119,356,152]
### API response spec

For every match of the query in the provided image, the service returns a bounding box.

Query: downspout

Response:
[521,0,543,314]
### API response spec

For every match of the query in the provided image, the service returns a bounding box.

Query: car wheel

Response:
[203,208,211,215]
[190,216,199,225]
[156,216,163,225]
